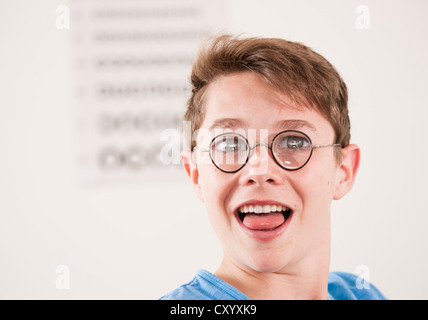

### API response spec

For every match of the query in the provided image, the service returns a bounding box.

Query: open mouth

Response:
[237,204,292,231]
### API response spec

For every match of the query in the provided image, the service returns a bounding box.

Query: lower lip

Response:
[236,211,293,242]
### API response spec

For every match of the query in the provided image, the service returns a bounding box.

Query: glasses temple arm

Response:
[193,146,210,152]
[312,143,342,149]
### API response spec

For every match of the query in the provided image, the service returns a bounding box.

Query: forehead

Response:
[200,72,334,139]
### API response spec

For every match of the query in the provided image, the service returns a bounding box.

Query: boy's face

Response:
[184,72,359,274]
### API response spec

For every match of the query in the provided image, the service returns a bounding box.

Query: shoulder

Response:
[160,270,249,300]
[328,271,387,300]
[160,274,211,300]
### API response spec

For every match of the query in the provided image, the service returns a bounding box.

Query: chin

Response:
[243,250,291,274]
[247,262,288,274]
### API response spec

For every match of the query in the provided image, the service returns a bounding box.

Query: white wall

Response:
[1,0,427,299]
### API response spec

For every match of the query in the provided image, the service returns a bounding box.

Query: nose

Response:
[248,143,270,173]
[240,143,283,185]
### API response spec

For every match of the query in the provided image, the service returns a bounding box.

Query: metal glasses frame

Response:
[193,130,342,173]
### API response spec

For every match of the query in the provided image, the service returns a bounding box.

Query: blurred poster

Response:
[71,0,226,183]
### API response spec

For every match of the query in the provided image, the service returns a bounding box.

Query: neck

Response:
[215,220,331,300]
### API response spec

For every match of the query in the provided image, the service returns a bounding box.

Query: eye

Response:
[278,135,310,149]
[213,135,247,152]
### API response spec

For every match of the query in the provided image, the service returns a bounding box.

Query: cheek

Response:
[293,158,337,213]
[197,168,238,244]
[198,166,234,215]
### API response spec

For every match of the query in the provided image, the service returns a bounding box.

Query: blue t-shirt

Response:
[160,269,386,300]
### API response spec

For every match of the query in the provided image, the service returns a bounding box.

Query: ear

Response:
[182,149,205,203]
[333,144,361,200]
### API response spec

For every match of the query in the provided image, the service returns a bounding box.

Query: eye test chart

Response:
[71,0,226,184]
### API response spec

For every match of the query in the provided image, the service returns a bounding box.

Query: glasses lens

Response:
[272,131,312,170]
[210,133,249,172]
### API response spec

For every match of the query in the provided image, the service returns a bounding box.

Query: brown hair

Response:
[185,34,350,158]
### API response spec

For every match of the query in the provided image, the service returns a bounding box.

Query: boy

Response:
[161,35,386,300]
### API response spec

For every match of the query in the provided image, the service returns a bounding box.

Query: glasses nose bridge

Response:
[249,141,271,151]
[247,141,272,161]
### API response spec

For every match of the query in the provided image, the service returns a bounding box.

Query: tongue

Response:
[243,212,285,230]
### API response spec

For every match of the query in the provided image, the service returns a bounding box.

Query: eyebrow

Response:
[209,118,247,131]
[209,118,317,133]
[274,119,318,133]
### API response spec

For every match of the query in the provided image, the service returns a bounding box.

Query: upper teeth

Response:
[238,204,288,214]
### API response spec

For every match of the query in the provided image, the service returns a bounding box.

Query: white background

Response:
[1,0,427,299]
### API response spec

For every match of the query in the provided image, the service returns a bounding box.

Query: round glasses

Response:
[193,130,341,173]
